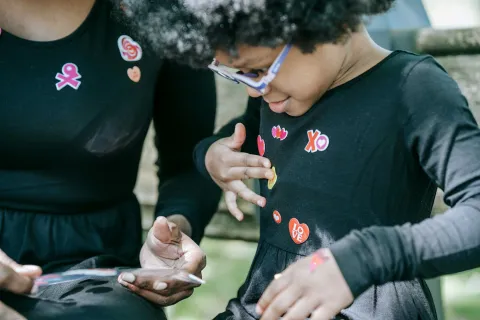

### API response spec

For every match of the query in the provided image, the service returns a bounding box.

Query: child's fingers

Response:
[225,191,244,221]
[280,296,316,320]
[227,167,274,180]
[256,272,290,316]
[258,288,300,320]
[223,123,247,151]
[229,180,266,208]
[310,306,336,320]
[228,152,271,169]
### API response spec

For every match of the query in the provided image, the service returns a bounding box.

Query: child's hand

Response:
[256,249,354,320]
[205,123,273,221]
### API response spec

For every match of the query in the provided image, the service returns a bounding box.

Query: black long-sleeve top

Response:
[0,0,221,246]
[195,51,480,319]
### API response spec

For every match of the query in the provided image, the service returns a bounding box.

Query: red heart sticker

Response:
[288,218,310,244]
[257,135,265,156]
[273,210,282,224]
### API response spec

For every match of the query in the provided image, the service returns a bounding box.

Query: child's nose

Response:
[246,85,270,97]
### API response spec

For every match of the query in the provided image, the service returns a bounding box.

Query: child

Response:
[123,0,480,319]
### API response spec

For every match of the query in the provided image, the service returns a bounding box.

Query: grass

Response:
[166,239,258,319]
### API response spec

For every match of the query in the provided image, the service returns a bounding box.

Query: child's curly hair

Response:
[114,0,396,67]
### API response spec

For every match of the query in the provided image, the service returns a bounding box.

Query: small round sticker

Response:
[272,210,282,224]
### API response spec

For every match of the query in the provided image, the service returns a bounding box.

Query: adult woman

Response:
[0,0,221,319]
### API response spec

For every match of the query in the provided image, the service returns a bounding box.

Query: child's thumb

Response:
[228,123,246,150]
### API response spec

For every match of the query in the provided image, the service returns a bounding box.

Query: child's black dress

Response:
[196,51,480,319]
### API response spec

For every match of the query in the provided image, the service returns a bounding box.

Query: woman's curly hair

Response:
[114,0,396,67]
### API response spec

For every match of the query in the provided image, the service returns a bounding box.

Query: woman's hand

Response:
[256,249,354,320]
[206,123,273,221]
[0,250,42,320]
[118,216,205,306]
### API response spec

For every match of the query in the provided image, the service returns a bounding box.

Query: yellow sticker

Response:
[268,166,277,190]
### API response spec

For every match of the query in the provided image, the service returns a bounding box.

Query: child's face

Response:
[215,43,349,116]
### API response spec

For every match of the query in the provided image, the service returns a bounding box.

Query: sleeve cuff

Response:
[193,136,222,180]
[329,232,376,298]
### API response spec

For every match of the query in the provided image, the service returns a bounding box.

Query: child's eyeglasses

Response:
[208,44,292,94]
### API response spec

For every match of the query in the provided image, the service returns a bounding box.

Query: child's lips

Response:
[267,97,290,113]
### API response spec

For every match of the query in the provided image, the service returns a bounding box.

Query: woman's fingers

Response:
[13,265,42,278]
[0,250,21,269]
[0,264,34,294]
[0,301,26,320]
[118,277,194,306]
[0,250,42,278]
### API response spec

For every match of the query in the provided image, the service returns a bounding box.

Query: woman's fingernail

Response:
[263,161,270,168]
[257,200,264,207]
[30,285,38,295]
[121,273,136,283]
[15,265,41,273]
[153,281,168,291]
[255,305,263,315]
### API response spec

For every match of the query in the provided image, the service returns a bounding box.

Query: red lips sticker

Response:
[289,218,310,244]
[272,125,288,141]
[257,135,265,156]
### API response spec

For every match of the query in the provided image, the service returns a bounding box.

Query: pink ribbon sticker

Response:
[55,63,81,91]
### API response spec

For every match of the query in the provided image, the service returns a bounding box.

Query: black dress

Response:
[195,52,480,319]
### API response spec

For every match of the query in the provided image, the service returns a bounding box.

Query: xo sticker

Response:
[305,129,329,153]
